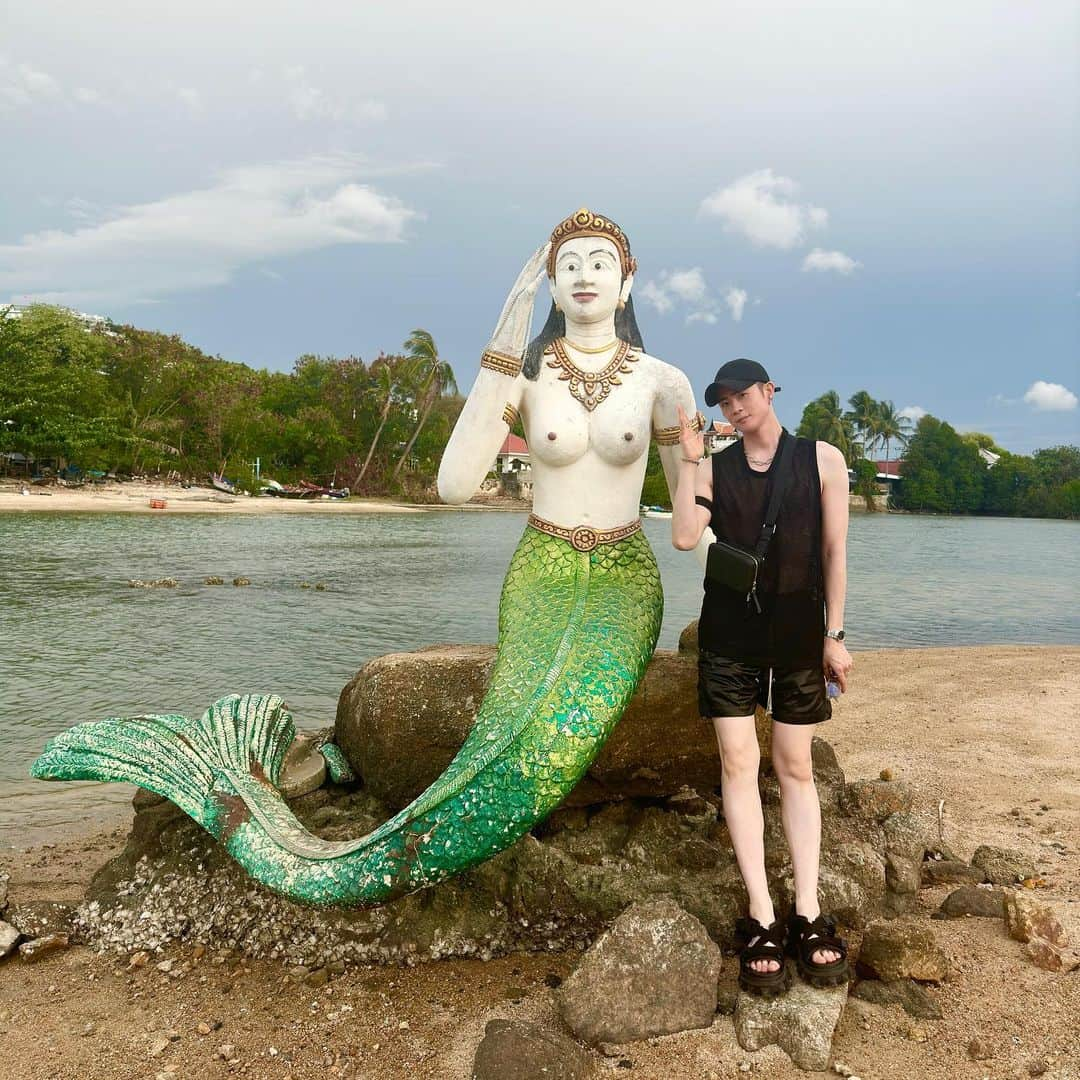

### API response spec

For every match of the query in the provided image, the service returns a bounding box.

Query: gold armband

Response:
[652,411,705,445]
[502,403,520,428]
[480,349,522,378]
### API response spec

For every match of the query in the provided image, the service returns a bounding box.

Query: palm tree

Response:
[355,356,409,488]
[875,399,912,466]
[845,390,880,460]
[797,390,859,465]
[391,329,458,481]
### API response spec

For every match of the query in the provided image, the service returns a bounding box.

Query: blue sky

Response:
[1,0,1076,453]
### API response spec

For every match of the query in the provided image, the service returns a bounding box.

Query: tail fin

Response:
[31,694,295,835]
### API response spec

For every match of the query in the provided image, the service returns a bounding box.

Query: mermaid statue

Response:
[32,208,707,907]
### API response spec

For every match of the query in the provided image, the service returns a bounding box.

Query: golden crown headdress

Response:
[547,207,637,279]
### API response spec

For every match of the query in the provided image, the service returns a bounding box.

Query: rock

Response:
[971,845,1034,885]
[216,1044,235,1060]
[1024,938,1080,973]
[881,812,936,862]
[278,734,328,800]
[203,576,224,585]
[232,577,251,586]
[967,1037,994,1061]
[472,1019,592,1080]
[0,871,8,915]
[19,933,70,963]
[856,919,948,983]
[733,978,848,1071]
[884,853,921,896]
[850,978,942,1019]
[304,967,330,988]
[936,885,1007,919]
[920,860,987,887]
[0,921,20,959]
[839,780,914,822]
[148,1035,170,1057]
[556,897,722,1046]
[677,619,699,655]
[4,901,74,939]
[715,981,739,1015]
[1003,891,1069,948]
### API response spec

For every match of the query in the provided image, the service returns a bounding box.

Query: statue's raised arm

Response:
[437,243,549,504]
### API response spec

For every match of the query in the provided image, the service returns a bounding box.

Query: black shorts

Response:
[698,650,831,726]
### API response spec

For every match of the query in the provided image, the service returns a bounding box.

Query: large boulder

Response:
[555,897,722,1047]
[335,644,829,809]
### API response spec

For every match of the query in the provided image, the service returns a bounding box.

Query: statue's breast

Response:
[522,366,652,468]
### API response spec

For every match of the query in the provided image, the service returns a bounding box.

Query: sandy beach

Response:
[1,644,1078,1080]
[0,481,427,515]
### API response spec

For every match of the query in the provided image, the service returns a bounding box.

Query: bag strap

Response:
[753,431,796,561]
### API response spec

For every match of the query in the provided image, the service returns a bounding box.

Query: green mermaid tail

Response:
[31,525,663,907]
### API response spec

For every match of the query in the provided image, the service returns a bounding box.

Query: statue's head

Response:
[524,207,645,379]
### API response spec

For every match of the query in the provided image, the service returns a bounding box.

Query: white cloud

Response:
[0,61,62,109]
[802,248,861,274]
[0,153,421,307]
[639,279,674,314]
[73,86,104,105]
[666,268,708,304]
[640,268,752,325]
[899,405,927,423]
[699,168,827,249]
[724,287,748,322]
[1023,380,1078,411]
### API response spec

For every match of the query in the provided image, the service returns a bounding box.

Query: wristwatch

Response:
[825,629,846,641]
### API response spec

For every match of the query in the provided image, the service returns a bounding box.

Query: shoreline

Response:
[0,482,532,516]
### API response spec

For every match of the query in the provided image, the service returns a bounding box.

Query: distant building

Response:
[495,433,529,474]
[704,420,738,452]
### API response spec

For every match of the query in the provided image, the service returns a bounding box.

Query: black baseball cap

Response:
[703,359,781,406]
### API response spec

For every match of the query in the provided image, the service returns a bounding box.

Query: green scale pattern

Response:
[31,525,663,907]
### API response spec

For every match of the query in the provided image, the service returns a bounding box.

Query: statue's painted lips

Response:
[572,292,597,302]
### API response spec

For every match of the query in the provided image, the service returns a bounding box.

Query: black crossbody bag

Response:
[704,433,795,614]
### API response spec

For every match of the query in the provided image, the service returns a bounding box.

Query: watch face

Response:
[829,630,845,641]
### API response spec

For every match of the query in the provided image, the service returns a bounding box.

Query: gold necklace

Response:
[563,338,618,354]
[547,338,638,412]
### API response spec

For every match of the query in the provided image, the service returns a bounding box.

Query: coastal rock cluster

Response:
[74,623,936,971]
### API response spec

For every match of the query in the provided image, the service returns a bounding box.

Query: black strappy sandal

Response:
[734,915,790,997]
[786,912,849,988]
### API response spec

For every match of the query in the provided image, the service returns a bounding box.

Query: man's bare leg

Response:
[770,720,839,965]
[712,714,778,974]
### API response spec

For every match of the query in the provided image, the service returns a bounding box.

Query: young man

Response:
[672,358,854,997]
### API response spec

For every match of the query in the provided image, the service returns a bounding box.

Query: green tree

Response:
[875,400,912,464]
[851,458,879,511]
[797,391,858,465]
[845,390,880,459]
[392,329,458,482]
[893,414,985,514]
[0,305,123,467]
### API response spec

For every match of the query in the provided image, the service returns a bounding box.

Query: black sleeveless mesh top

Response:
[698,430,825,667]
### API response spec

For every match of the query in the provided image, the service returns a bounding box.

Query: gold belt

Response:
[527,513,642,553]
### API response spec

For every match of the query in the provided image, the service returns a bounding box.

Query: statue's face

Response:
[549,236,628,325]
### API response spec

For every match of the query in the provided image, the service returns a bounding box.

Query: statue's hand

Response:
[676,404,705,463]
[487,242,551,359]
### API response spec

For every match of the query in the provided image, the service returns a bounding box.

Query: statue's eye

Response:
[594,261,603,270]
